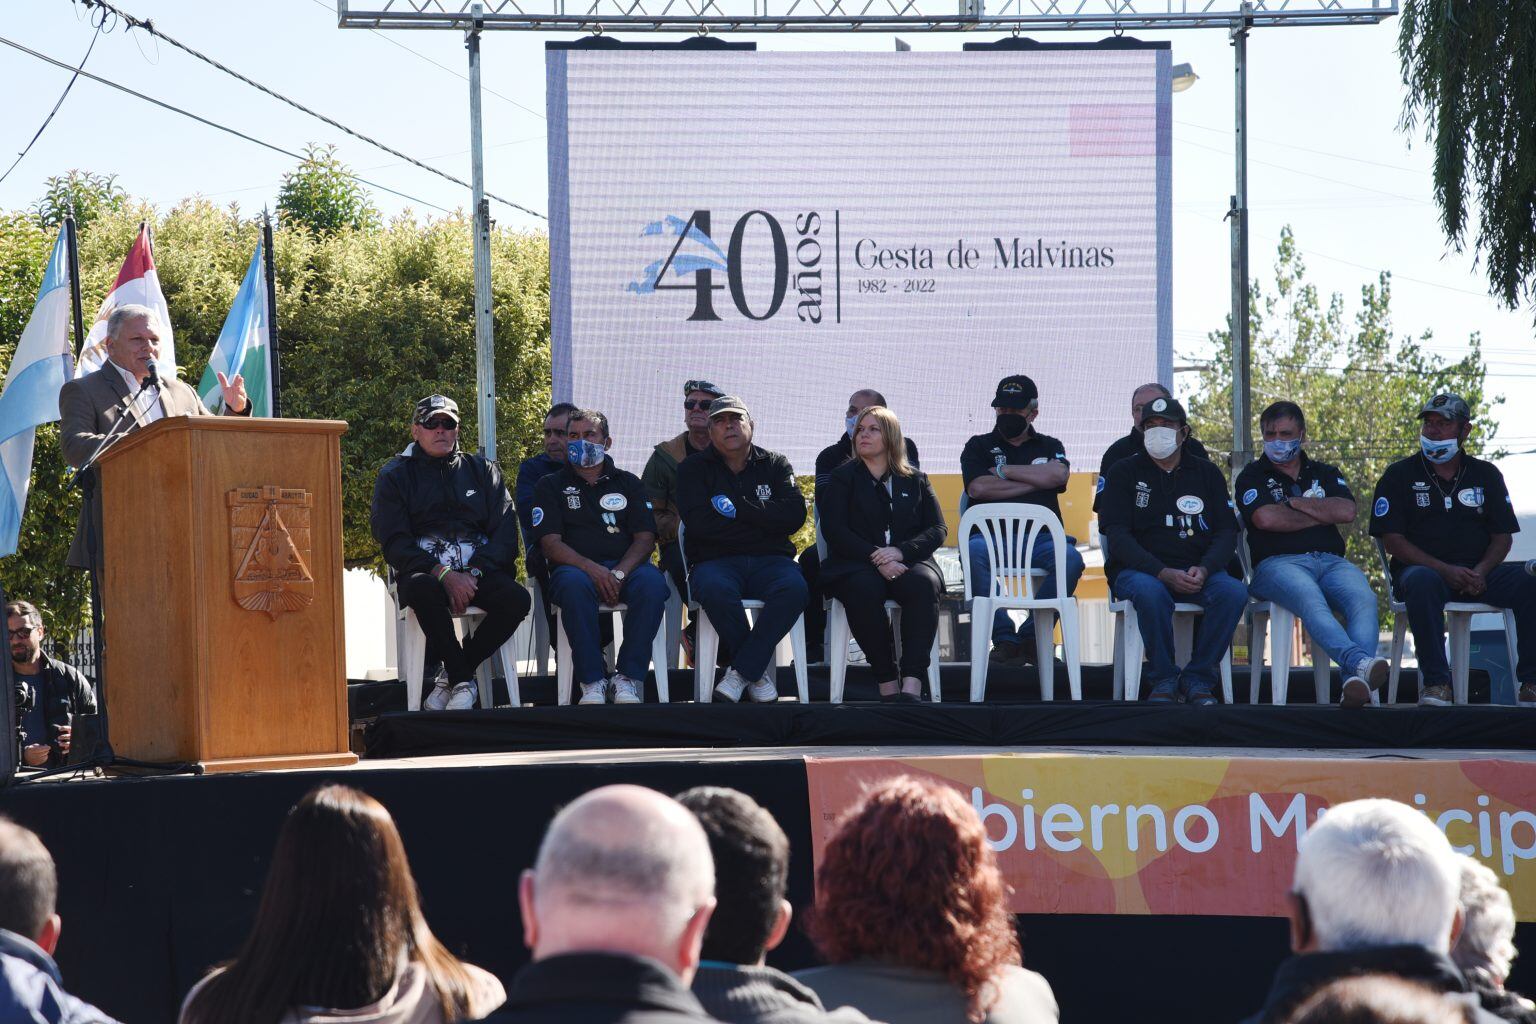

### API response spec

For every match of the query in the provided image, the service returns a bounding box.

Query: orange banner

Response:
[804,753,1536,920]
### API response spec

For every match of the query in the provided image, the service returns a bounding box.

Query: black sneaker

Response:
[989,640,1024,665]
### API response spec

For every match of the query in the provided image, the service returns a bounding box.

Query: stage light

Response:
[1172,62,1199,93]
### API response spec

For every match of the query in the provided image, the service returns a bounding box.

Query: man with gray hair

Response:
[59,303,249,569]
[1452,854,1535,1022]
[1242,798,1502,1024]
[480,785,719,1023]
[0,818,120,1022]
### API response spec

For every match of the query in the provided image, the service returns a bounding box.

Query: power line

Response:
[0,24,101,186]
[1175,136,1429,205]
[303,0,545,121]
[1174,119,1430,177]
[69,0,545,220]
[0,33,455,215]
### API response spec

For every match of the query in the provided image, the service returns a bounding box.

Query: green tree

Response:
[1399,1,1536,314]
[1187,227,1500,616]
[276,144,381,235]
[30,170,126,233]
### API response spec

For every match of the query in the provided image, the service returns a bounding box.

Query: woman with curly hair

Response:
[795,775,1057,1024]
[179,784,505,1024]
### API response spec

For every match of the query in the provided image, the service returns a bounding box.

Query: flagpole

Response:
[64,214,84,355]
[263,211,281,418]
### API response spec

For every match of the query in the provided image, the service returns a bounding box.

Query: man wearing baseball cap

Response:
[959,374,1084,668]
[371,394,531,710]
[1098,394,1246,705]
[644,380,727,639]
[675,396,808,703]
[1093,382,1211,514]
[1370,393,1535,706]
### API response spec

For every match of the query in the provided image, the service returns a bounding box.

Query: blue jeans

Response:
[1249,552,1379,677]
[547,561,669,686]
[691,555,809,681]
[1397,562,1536,693]
[1113,568,1248,695]
[968,530,1084,645]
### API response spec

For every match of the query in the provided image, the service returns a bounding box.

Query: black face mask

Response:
[996,413,1030,440]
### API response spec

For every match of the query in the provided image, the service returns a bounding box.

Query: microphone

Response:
[139,359,159,395]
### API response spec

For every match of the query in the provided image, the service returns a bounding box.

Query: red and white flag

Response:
[75,222,177,378]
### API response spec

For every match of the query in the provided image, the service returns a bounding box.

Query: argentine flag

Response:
[199,240,272,417]
[0,231,75,557]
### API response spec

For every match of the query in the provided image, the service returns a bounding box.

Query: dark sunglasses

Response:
[9,627,38,639]
[420,417,459,431]
[683,400,714,411]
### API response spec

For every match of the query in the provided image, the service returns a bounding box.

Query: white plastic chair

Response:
[815,523,942,704]
[554,598,672,705]
[391,571,523,709]
[959,503,1082,703]
[1239,532,1330,705]
[1108,596,1235,704]
[527,581,552,677]
[1376,541,1519,705]
[679,524,809,703]
[663,574,684,670]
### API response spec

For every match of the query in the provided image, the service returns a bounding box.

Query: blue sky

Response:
[2,1,1532,450]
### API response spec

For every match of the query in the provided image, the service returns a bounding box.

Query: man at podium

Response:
[59,304,250,570]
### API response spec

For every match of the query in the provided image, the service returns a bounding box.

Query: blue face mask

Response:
[1263,438,1302,464]
[846,415,859,438]
[567,439,606,468]
[1421,434,1459,465]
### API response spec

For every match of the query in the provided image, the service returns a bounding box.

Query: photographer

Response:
[9,602,96,769]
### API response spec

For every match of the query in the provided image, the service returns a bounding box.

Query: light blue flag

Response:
[199,240,271,417]
[0,231,75,557]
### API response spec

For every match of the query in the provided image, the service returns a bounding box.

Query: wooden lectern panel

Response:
[98,417,355,772]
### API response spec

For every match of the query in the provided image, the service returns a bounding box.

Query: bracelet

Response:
[433,565,451,581]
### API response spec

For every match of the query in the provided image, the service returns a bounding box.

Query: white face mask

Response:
[1144,426,1180,460]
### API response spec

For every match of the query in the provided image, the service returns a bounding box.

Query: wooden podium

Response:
[96,417,357,773]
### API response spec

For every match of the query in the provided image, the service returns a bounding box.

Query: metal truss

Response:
[335,0,1398,34]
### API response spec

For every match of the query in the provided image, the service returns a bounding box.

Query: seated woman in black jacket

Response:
[818,406,948,702]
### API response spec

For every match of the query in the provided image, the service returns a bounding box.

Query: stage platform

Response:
[5,733,1535,1023]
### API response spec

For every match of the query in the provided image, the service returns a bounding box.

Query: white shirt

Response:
[110,359,165,426]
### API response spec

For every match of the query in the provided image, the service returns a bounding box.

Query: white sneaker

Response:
[579,680,609,705]
[1362,656,1390,692]
[423,680,452,711]
[1340,677,1371,709]
[612,674,643,704]
[748,670,779,704]
[714,668,749,703]
[445,681,477,711]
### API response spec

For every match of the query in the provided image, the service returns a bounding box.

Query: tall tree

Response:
[30,170,126,233]
[1399,1,1536,314]
[276,144,381,235]
[1188,227,1500,615]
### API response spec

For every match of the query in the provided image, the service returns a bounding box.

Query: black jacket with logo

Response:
[529,460,656,564]
[1094,429,1210,512]
[370,443,520,578]
[676,444,806,565]
[1098,449,1238,585]
[959,427,1070,519]
[1234,452,1354,567]
[1369,453,1519,577]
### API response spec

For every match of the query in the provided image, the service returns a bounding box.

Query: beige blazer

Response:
[59,364,245,568]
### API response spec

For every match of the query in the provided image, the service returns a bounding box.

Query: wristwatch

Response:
[466,567,483,579]
[612,569,627,581]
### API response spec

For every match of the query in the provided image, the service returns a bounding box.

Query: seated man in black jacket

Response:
[1093,382,1210,514]
[371,395,530,711]
[676,397,809,704]
[1098,396,1246,705]
[7,601,96,770]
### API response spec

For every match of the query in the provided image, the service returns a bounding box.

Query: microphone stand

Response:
[29,378,201,781]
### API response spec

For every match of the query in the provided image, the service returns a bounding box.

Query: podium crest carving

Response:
[226,486,314,619]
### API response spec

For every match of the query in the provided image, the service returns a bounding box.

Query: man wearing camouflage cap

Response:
[1370,393,1536,706]
[371,394,531,710]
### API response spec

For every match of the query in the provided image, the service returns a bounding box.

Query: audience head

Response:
[543,402,579,460]
[1290,799,1462,955]
[411,394,461,458]
[684,380,725,434]
[1451,854,1517,988]
[675,787,791,968]
[1130,382,1172,430]
[990,375,1039,441]
[104,303,162,377]
[521,785,716,983]
[566,409,612,469]
[1285,976,1472,1024]
[1418,393,1473,449]
[7,600,44,667]
[1140,395,1189,460]
[1260,401,1308,461]
[182,784,484,1024]
[808,776,1021,1022]
[853,406,913,477]
[706,396,754,457]
[844,389,887,436]
[0,818,61,955]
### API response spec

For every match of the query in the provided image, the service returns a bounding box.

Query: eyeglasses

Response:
[683,400,714,411]
[8,627,38,640]
[420,417,459,431]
